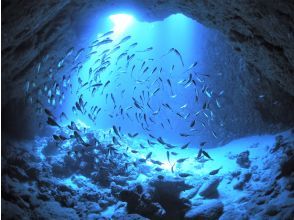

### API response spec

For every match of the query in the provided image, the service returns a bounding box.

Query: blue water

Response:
[40,13,220,147]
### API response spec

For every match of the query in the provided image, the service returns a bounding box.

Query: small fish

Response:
[91,38,113,48]
[181,142,190,149]
[180,133,192,137]
[85,82,103,90]
[143,67,149,74]
[136,47,153,52]
[59,135,68,141]
[47,117,60,127]
[152,67,157,74]
[202,150,213,160]
[134,101,143,110]
[138,158,146,163]
[60,112,69,121]
[99,30,114,38]
[151,88,160,97]
[128,133,138,138]
[117,35,131,45]
[197,148,203,159]
[184,61,197,72]
[176,158,188,163]
[116,52,127,65]
[109,45,120,55]
[212,130,218,139]
[171,162,176,173]
[129,42,138,48]
[179,173,192,178]
[171,48,184,66]
[157,137,166,145]
[112,136,121,146]
[113,125,121,138]
[74,131,90,147]
[44,108,55,118]
[140,61,146,70]
[66,47,74,56]
[155,167,163,172]
[146,152,152,160]
[216,99,221,108]
[167,151,170,164]
[209,167,222,175]
[190,120,196,128]
[180,104,188,109]
[111,93,116,105]
[166,143,177,149]
[52,134,60,141]
[150,159,164,166]
[200,142,207,147]
[158,175,164,180]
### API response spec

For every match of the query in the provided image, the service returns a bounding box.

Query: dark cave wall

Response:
[2,0,294,98]
[2,0,294,141]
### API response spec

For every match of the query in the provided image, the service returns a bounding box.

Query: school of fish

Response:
[24,29,226,176]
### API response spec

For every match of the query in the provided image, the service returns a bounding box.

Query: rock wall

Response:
[2,0,294,97]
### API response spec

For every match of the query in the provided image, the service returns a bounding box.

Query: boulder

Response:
[236,150,251,168]
[199,177,222,198]
[219,209,249,220]
[185,200,224,220]
[233,172,252,190]
[113,214,150,220]
[34,201,79,220]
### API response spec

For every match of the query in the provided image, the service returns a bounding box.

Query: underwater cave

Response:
[2,0,294,219]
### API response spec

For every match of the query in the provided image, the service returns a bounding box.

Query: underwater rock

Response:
[34,201,79,220]
[26,165,41,180]
[271,137,294,180]
[51,161,71,177]
[57,184,75,194]
[113,213,150,220]
[264,205,280,216]
[198,177,222,198]
[110,181,124,194]
[111,175,129,186]
[86,202,102,214]
[1,199,29,220]
[233,172,252,190]
[236,150,251,168]
[180,182,203,201]
[219,209,249,220]
[110,201,128,219]
[184,200,224,220]
[271,135,286,153]
[80,191,101,202]
[6,165,29,181]
[119,189,165,219]
[149,178,192,218]
[54,191,75,208]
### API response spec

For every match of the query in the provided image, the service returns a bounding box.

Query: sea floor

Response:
[2,128,294,219]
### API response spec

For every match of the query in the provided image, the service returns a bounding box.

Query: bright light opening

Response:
[109,14,134,35]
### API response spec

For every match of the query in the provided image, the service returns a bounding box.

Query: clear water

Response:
[40,13,220,147]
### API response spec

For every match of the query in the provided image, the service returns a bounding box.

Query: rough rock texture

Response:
[199,176,222,198]
[236,150,251,168]
[1,127,294,219]
[185,200,224,220]
[2,0,294,95]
